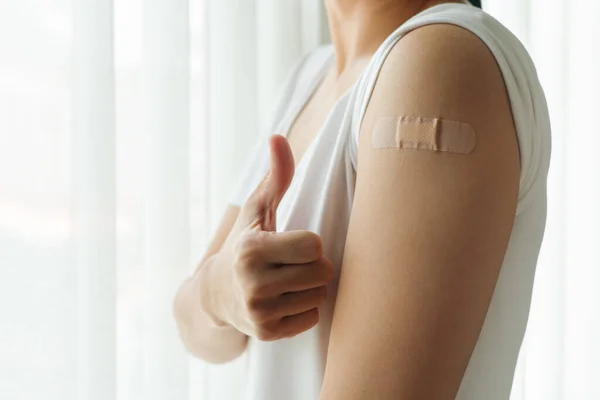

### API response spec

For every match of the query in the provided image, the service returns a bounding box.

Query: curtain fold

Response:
[562,1,600,398]
[483,1,600,399]
[141,0,191,399]
[72,0,117,399]
[521,0,568,398]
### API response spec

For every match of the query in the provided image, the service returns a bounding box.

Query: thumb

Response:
[244,134,295,231]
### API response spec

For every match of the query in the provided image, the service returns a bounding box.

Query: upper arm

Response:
[320,25,520,399]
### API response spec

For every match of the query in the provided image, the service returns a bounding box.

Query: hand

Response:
[205,135,333,341]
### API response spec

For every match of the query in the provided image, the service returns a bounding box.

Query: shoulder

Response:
[391,22,496,73]
[355,22,520,205]
[376,23,506,114]
[360,23,515,155]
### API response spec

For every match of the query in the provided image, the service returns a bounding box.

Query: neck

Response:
[324,0,465,74]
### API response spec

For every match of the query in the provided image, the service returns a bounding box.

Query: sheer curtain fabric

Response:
[0,0,598,399]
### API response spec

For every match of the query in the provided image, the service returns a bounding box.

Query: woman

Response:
[174,0,551,399]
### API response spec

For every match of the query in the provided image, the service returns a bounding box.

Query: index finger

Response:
[260,230,323,264]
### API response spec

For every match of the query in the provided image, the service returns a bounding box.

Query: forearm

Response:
[173,254,248,364]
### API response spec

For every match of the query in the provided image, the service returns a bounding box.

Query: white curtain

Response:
[0,1,598,399]
[485,1,600,399]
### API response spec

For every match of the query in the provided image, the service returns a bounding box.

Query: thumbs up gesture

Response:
[209,135,333,341]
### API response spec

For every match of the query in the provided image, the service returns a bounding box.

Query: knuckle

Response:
[237,233,261,260]
[255,325,279,342]
[321,258,334,280]
[298,231,323,258]
[246,297,270,323]
[309,258,331,283]
[241,274,268,299]
[242,280,262,304]
[235,234,264,266]
[272,294,291,313]
[309,232,323,255]
[302,309,320,328]
[282,313,319,339]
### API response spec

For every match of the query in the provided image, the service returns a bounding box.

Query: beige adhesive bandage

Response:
[372,116,477,154]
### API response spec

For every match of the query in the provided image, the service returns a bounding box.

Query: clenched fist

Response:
[204,135,333,341]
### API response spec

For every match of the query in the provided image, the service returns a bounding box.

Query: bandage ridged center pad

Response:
[372,116,477,154]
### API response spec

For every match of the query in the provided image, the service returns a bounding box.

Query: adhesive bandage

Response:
[372,116,477,154]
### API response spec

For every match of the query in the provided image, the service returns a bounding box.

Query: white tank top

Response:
[228,3,551,399]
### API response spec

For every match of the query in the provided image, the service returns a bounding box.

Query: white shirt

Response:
[228,3,551,399]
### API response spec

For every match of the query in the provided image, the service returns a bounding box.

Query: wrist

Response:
[195,254,231,328]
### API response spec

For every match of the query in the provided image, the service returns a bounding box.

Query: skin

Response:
[174,0,521,398]
[174,135,333,364]
[319,21,519,400]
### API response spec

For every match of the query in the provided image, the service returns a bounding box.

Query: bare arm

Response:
[320,25,520,399]
[174,136,332,364]
[173,205,248,364]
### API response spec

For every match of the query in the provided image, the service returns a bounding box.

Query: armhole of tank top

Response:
[349,30,411,171]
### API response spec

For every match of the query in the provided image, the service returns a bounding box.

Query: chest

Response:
[285,60,369,168]
[285,84,339,168]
